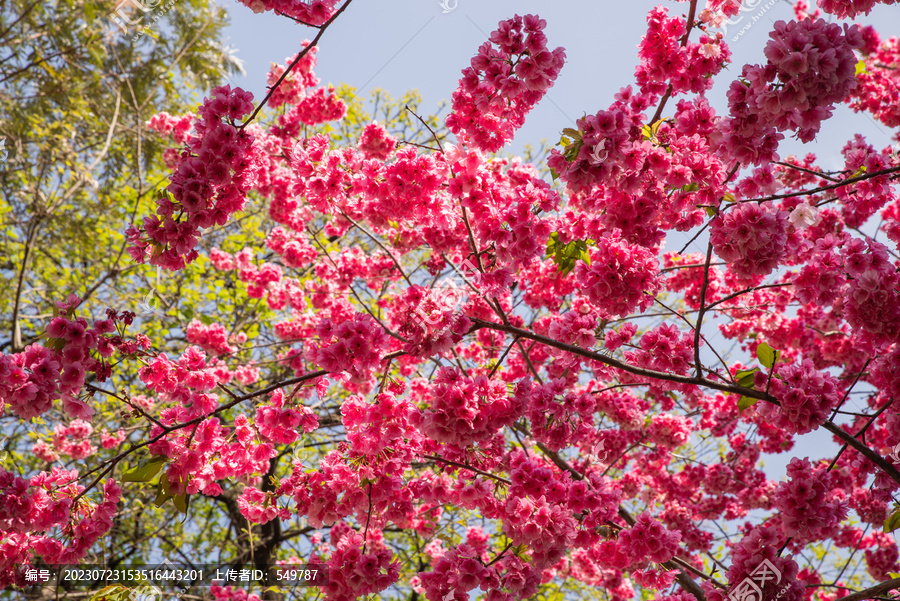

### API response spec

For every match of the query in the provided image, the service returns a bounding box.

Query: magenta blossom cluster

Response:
[239,0,339,25]
[574,229,660,318]
[255,389,318,445]
[754,360,840,435]
[416,367,525,448]
[185,320,240,356]
[840,237,900,344]
[311,313,389,384]
[0,470,120,585]
[357,121,397,161]
[817,0,897,18]
[129,85,262,270]
[710,201,792,279]
[774,457,848,540]
[446,14,565,153]
[720,19,863,164]
[0,296,143,421]
[635,6,729,97]
[322,528,400,601]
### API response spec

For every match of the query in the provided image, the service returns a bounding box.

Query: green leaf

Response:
[704,206,716,217]
[884,508,900,533]
[756,342,780,369]
[735,367,759,378]
[738,396,759,412]
[855,59,869,76]
[546,232,592,277]
[154,476,174,507]
[122,456,167,483]
[89,585,131,601]
[737,373,756,388]
[173,493,189,514]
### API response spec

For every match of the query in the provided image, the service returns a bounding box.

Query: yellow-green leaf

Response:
[154,476,174,507]
[122,456,166,483]
[738,396,759,412]
[884,508,900,533]
[756,342,779,369]
[173,493,189,514]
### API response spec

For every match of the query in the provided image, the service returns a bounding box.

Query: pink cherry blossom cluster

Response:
[774,457,848,540]
[817,0,897,18]
[446,14,565,153]
[341,392,423,475]
[146,112,192,145]
[391,285,473,358]
[574,229,661,318]
[720,18,862,165]
[128,85,262,270]
[791,233,847,306]
[753,359,840,434]
[237,486,284,524]
[617,511,683,568]
[0,297,144,421]
[185,319,239,356]
[1,470,120,584]
[50,419,96,460]
[546,88,649,194]
[138,347,288,495]
[835,135,897,227]
[357,121,397,161]
[255,388,318,445]
[521,378,596,451]
[625,324,696,381]
[417,544,493,601]
[849,32,900,127]
[322,529,400,601]
[865,531,900,580]
[264,227,318,268]
[277,86,347,134]
[238,0,339,25]
[265,45,321,109]
[311,313,389,383]
[840,237,900,344]
[710,201,792,279]
[209,585,261,601]
[417,367,525,448]
[457,452,619,579]
[635,7,729,97]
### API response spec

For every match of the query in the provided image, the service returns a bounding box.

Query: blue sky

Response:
[218,0,900,166]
